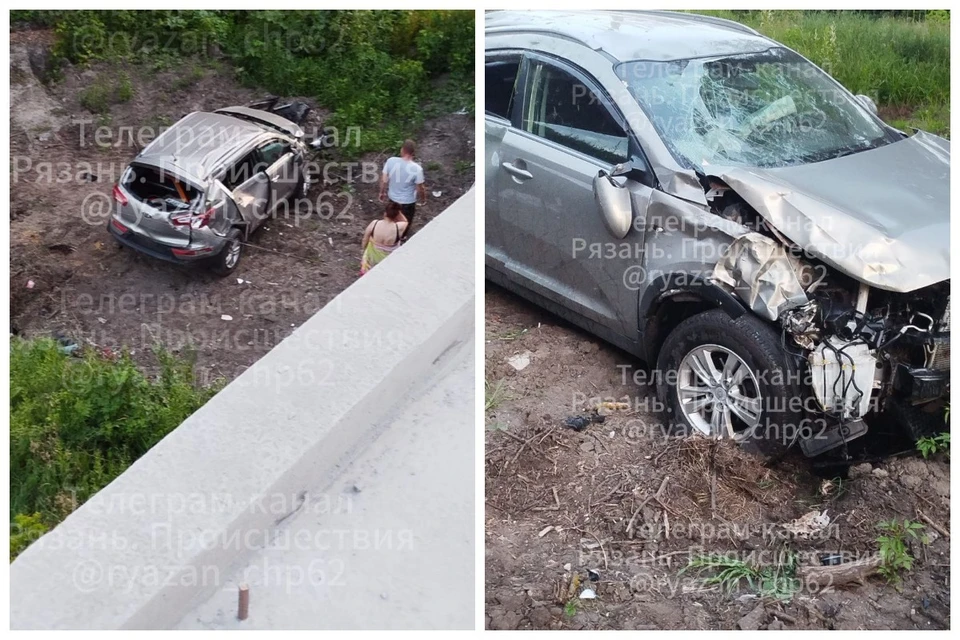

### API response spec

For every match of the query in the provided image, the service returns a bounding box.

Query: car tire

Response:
[294,167,310,201]
[656,309,804,460]
[211,229,242,277]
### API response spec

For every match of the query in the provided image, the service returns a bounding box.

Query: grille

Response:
[927,342,950,371]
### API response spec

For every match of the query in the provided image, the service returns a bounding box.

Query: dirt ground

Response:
[484,284,950,630]
[9,31,475,383]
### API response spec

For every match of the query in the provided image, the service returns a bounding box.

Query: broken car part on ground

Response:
[484,10,949,463]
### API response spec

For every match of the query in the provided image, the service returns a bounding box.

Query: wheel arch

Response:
[638,272,748,364]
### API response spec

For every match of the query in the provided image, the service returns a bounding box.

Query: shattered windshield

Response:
[616,48,893,170]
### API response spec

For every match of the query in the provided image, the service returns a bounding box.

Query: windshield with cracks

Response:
[616,48,894,170]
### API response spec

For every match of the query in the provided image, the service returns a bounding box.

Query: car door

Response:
[484,52,524,272]
[496,52,657,339]
[224,148,270,231]
[256,138,298,211]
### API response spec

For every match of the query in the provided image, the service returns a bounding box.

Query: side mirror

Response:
[855,94,878,116]
[593,168,633,239]
[610,160,634,178]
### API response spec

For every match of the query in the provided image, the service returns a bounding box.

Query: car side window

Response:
[222,151,258,191]
[256,140,289,169]
[485,56,521,121]
[522,61,628,165]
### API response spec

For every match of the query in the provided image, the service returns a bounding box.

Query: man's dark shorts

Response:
[394,201,416,236]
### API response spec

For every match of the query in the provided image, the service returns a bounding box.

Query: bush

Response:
[10,338,221,558]
[39,10,475,154]
[78,72,135,113]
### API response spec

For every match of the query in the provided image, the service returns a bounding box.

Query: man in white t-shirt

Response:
[379,139,426,239]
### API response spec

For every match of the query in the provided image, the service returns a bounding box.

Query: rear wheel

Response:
[294,167,310,200]
[211,229,242,277]
[657,309,804,459]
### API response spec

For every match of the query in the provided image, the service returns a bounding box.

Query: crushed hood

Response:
[713,131,950,293]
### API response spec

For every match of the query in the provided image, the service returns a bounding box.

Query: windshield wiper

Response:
[798,139,885,165]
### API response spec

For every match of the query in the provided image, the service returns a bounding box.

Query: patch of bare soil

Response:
[484,284,950,630]
[10,32,474,382]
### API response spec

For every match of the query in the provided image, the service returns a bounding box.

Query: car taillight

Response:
[111,218,129,234]
[172,247,214,257]
[171,206,215,229]
[113,184,128,205]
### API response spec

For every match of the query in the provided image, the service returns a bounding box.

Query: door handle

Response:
[501,162,533,181]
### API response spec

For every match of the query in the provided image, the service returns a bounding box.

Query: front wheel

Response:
[210,229,242,277]
[656,309,804,459]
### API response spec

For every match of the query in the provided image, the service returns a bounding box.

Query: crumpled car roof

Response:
[135,111,268,183]
[486,10,775,62]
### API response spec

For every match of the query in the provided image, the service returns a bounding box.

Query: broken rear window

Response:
[122,165,201,212]
[616,48,893,170]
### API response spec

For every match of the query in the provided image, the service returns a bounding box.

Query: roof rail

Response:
[635,10,762,36]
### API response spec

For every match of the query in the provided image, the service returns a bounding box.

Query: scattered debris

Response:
[432,190,442,197]
[579,588,596,600]
[54,334,79,355]
[538,525,555,538]
[798,556,881,589]
[507,351,532,371]
[819,479,836,496]
[782,510,831,538]
[595,401,630,413]
[47,243,76,254]
[587,569,600,582]
[221,314,233,321]
[563,413,605,432]
[625,475,670,538]
[236,278,244,284]
[26,280,34,289]
[565,574,581,600]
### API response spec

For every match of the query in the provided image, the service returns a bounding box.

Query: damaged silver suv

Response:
[485,10,950,460]
[109,104,309,276]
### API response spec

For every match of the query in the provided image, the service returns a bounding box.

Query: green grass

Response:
[485,378,509,412]
[454,160,475,175]
[693,10,950,137]
[496,328,528,342]
[10,338,221,559]
[682,552,800,601]
[876,518,929,586]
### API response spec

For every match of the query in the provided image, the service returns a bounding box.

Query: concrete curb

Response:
[10,187,476,629]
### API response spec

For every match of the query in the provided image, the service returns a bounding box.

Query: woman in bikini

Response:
[360,201,408,275]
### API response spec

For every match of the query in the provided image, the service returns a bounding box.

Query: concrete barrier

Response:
[10,187,476,629]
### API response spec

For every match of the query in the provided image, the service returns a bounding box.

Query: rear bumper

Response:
[107,219,220,265]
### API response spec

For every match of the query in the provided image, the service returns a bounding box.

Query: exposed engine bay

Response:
[708,181,950,459]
